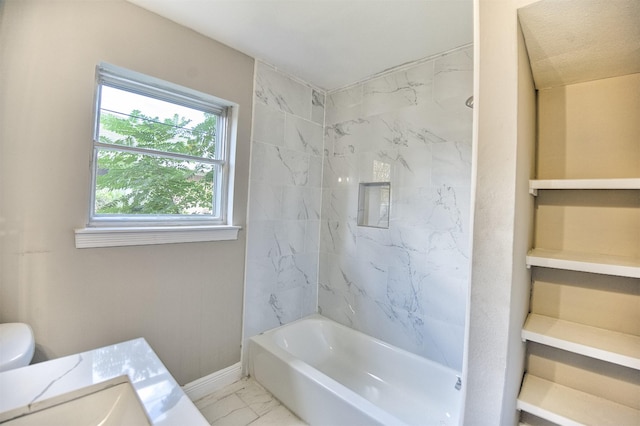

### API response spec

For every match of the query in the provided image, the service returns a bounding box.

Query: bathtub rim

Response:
[251,313,462,378]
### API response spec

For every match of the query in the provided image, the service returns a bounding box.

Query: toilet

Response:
[0,323,35,372]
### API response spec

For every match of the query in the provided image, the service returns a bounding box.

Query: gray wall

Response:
[0,0,254,385]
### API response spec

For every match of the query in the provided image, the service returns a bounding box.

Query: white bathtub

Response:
[249,314,462,426]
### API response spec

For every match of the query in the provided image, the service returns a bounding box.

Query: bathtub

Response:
[249,314,462,426]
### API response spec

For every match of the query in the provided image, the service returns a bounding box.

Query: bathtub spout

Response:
[455,376,462,390]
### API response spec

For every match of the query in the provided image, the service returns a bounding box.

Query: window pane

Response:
[98,86,219,160]
[95,150,216,216]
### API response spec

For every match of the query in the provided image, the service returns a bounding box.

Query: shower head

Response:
[465,96,474,109]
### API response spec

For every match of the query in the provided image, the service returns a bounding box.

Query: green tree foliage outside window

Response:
[95,110,218,216]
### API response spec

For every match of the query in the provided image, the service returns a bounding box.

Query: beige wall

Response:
[534,189,639,258]
[531,268,639,336]
[537,73,640,179]
[0,0,254,385]
[527,343,640,411]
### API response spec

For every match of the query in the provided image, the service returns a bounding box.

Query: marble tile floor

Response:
[193,377,308,426]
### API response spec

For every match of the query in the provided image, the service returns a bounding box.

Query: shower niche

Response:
[357,182,390,229]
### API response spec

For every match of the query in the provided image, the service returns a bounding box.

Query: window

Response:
[75,63,239,248]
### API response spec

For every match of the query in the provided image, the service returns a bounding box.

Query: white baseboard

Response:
[182,362,243,401]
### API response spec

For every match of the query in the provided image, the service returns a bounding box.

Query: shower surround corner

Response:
[244,46,473,372]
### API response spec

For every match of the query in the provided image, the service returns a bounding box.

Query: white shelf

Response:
[517,374,640,426]
[526,248,640,278]
[529,178,640,195]
[522,313,640,370]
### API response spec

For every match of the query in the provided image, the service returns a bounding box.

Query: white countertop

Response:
[0,338,208,425]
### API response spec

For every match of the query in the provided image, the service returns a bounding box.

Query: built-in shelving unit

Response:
[517,2,639,424]
[520,180,640,424]
[518,374,640,426]
[520,175,640,423]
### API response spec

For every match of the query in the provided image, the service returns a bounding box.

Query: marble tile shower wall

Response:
[244,62,325,339]
[319,46,473,371]
[244,48,472,371]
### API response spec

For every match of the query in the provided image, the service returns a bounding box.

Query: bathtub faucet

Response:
[455,376,462,390]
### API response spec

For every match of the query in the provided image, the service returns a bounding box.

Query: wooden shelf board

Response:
[529,178,640,195]
[526,248,640,278]
[522,313,640,370]
[517,374,640,426]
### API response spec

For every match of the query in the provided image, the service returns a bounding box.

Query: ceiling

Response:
[518,0,640,89]
[128,0,473,91]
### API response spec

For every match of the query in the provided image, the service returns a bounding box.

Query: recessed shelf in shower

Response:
[357,182,390,229]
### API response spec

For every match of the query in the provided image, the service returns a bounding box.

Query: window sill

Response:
[75,225,241,248]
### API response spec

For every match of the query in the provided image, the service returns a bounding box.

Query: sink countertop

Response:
[0,338,208,425]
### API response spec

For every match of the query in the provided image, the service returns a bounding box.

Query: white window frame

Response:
[75,63,240,248]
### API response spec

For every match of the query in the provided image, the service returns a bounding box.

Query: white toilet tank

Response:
[0,323,35,372]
